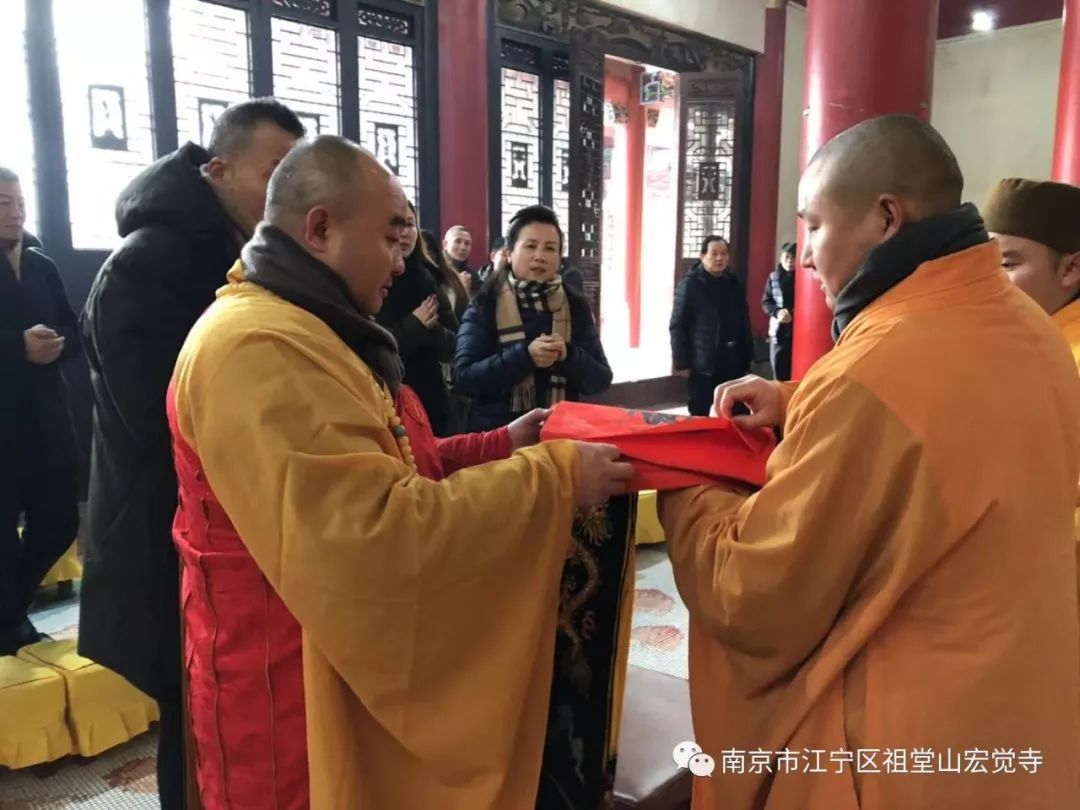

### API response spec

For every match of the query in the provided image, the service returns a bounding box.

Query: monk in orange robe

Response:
[983,179,1080,607]
[169,135,633,809]
[660,115,1080,810]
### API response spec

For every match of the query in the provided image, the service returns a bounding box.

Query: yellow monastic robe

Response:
[1053,297,1080,616]
[661,243,1080,810]
[171,276,581,809]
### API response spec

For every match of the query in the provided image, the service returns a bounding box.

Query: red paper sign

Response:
[540,402,776,492]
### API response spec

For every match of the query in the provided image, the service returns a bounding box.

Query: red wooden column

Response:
[745,0,787,340]
[626,65,646,348]
[1053,0,1080,185]
[793,0,939,378]
[438,0,489,264]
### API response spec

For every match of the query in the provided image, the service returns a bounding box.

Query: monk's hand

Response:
[573,442,635,507]
[529,336,559,368]
[715,375,782,429]
[508,408,550,451]
[778,308,792,324]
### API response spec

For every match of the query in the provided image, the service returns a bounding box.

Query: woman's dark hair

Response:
[421,229,469,303]
[507,205,564,253]
[404,200,438,268]
[490,236,507,252]
[700,235,729,256]
[780,241,797,257]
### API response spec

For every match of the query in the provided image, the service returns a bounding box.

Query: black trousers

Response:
[156,687,186,810]
[0,465,79,634]
[688,373,722,417]
[689,372,752,418]
[770,336,793,382]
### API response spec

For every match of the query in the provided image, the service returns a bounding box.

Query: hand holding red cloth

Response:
[539,402,776,492]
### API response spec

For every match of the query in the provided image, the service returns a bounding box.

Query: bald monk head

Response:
[798,114,964,308]
[265,134,409,315]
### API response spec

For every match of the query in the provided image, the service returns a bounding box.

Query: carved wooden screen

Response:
[676,72,747,284]
[568,45,605,320]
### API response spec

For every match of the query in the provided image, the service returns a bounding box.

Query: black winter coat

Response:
[454,283,612,431]
[1,244,81,475]
[761,266,796,343]
[376,254,458,437]
[79,143,240,700]
[670,263,754,378]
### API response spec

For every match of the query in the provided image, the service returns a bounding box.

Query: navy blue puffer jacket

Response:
[454,283,613,431]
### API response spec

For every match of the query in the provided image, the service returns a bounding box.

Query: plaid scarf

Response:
[495,270,572,414]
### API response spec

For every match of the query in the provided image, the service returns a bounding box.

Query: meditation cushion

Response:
[18,639,159,757]
[636,491,665,545]
[0,654,72,768]
[39,542,83,588]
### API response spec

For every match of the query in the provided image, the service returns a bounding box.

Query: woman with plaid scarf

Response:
[454,205,612,432]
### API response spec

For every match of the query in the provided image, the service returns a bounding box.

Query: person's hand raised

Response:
[529,335,560,368]
[25,325,63,365]
[574,443,634,506]
[714,375,784,429]
[543,334,567,361]
[411,296,439,329]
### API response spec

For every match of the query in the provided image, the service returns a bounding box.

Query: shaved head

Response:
[798,116,967,307]
[804,115,964,220]
[264,134,409,315]
[266,135,390,228]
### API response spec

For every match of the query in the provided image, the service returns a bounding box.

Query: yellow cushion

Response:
[0,654,73,768]
[635,491,665,545]
[18,640,159,757]
[39,542,83,587]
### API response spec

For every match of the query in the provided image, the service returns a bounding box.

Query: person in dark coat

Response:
[424,229,470,321]
[0,168,81,656]
[444,224,477,296]
[376,203,458,437]
[559,257,586,294]
[455,205,613,432]
[670,235,754,416]
[421,229,473,434]
[79,99,304,810]
[471,237,509,291]
[761,241,797,381]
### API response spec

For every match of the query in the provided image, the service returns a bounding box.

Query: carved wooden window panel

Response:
[676,74,746,282]
[171,0,254,147]
[499,67,543,236]
[271,17,341,136]
[1,0,38,234]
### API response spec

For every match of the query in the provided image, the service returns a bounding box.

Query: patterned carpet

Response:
[629,544,689,680]
[0,547,688,808]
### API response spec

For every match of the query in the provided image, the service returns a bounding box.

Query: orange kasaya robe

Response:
[1052,297,1080,620]
[170,274,582,809]
[660,242,1080,810]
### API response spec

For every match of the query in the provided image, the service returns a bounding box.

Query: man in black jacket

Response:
[0,168,81,656]
[670,235,754,416]
[761,241,797,381]
[80,98,304,809]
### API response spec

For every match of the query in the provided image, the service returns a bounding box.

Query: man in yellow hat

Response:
[984,177,1080,611]
[984,178,1080,366]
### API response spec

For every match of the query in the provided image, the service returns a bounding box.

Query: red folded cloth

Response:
[540,402,776,492]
